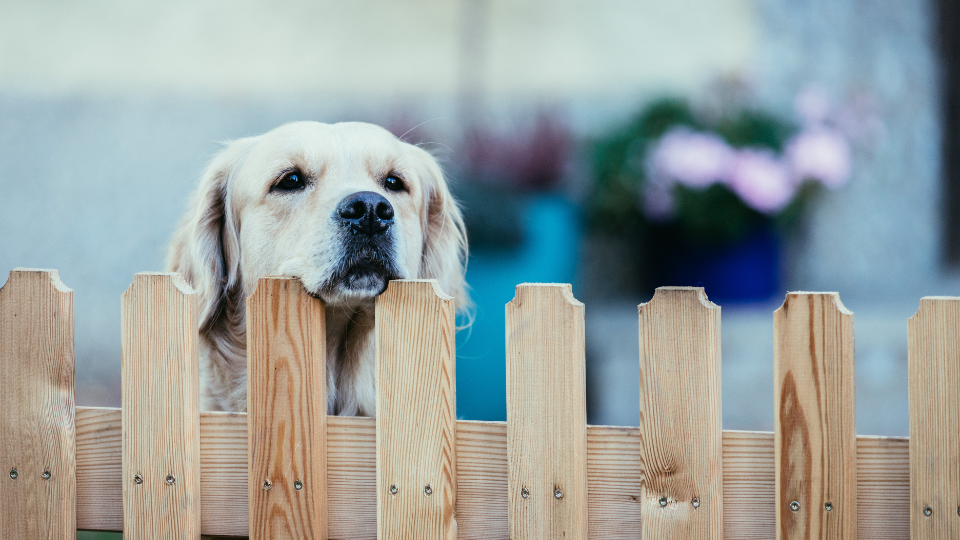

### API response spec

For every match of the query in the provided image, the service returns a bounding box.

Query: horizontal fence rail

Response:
[2,268,953,539]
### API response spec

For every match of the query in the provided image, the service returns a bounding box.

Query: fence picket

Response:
[0,269,76,539]
[774,293,857,539]
[246,277,328,539]
[505,283,588,540]
[121,272,201,539]
[908,297,960,538]
[638,286,723,539]
[376,280,457,539]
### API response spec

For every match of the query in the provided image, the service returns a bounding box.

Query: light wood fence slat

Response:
[857,436,909,540]
[638,287,723,539]
[0,269,76,539]
[121,272,201,539]
[908,297,960,538]
[73,407,912,538]
[246,277,327,540]
[774,293,857,540]
[375,280,457,540]
[505,284,588,540]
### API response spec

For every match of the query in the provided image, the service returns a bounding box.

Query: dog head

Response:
[168,121,468,342]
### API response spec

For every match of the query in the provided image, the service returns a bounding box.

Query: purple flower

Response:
[649,127,735,188]
[794,85,832,127]
[728,148,795,214]
[642,181,676,222]
[785,128,851,189]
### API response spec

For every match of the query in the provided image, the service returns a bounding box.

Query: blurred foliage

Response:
[587,97,811,246]
[454,179,525,251]
[453,110,572,252]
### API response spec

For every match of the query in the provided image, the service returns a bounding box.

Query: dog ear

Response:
[167,138,256,344]
[409,145,471,312]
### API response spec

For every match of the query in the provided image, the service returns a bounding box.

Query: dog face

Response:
[229,122,434,305]
[169,121,467,341]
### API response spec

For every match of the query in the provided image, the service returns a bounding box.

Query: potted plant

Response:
[588,90,852,302]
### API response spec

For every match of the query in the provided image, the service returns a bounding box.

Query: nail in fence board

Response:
[505,284,588,540]
[121,273,201,539]
[0,269,76,539]
[247,277,327,539]
[909,297,960,538]
[774,293,856,539]
[638,287,722,539]
[376,280,457,539]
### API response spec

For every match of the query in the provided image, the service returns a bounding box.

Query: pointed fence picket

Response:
[3,268,956,539]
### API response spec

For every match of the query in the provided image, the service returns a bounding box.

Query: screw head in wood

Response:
[262,479,271,491]
[521,488,529,499]
[165,474,176,485]
[424,485,433,496]
[924,506,933,517]
[389,484,398,495]
[294,480,303,491]
[41,470,51,480]
[8,469,17,480]
[133,474,143,485]
[790,501,800,512]
[824,502,833,512]
[659,496,667,507]
[555,488,563,500]
[692,497,700,509]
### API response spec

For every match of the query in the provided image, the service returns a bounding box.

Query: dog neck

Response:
[324,303,377,416]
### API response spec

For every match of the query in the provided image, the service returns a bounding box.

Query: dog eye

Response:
[273,171,305,191]
[384,174,406,192]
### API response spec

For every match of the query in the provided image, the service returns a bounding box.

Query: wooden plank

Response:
[246,277,327,540]
[774,293,857,540]
[638,287,723,539]
[858,436,909,540]
[505,283,588,540]
[74,408,912,539]
[909,296,960,538]
[0,268,76,539]
[375,279,457,539]
[121,272,201,539]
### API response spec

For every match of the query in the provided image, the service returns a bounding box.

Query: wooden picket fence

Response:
[1,267,958,539]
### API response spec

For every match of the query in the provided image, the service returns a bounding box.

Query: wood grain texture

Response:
[774,293,857,540]
[246,277,327,540]
[506,284,587,540]
[375,280,457,540]
[638,287,723,539]
[0,268,76,539]
[908,296,960,538]
[74,408,912,539]
[121,272,201,539]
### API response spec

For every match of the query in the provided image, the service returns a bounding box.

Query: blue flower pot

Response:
[667,228,781,304]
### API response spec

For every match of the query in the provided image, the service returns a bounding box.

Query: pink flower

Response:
[649,128,734,188]
[785,128,851,189]
[642,181,676,222]
[795,85,832,127]
[728,148,796,214]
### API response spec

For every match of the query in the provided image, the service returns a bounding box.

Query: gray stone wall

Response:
[756,0,953,302]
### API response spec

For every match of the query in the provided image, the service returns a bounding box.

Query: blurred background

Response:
[0,0,955,486]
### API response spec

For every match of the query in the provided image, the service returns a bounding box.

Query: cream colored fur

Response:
[167,121,468,415]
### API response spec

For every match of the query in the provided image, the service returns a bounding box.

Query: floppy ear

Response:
[409,145,471,313]
[167,137,256,351]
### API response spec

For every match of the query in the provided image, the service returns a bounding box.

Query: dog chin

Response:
[313,267,397,307]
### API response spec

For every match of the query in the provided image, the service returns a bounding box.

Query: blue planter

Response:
[455,196,580,421]
[667,228,781,304]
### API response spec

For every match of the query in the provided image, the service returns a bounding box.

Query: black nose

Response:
[337,191,395,236]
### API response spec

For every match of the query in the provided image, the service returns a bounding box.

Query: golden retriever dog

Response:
[167,121,468,415]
